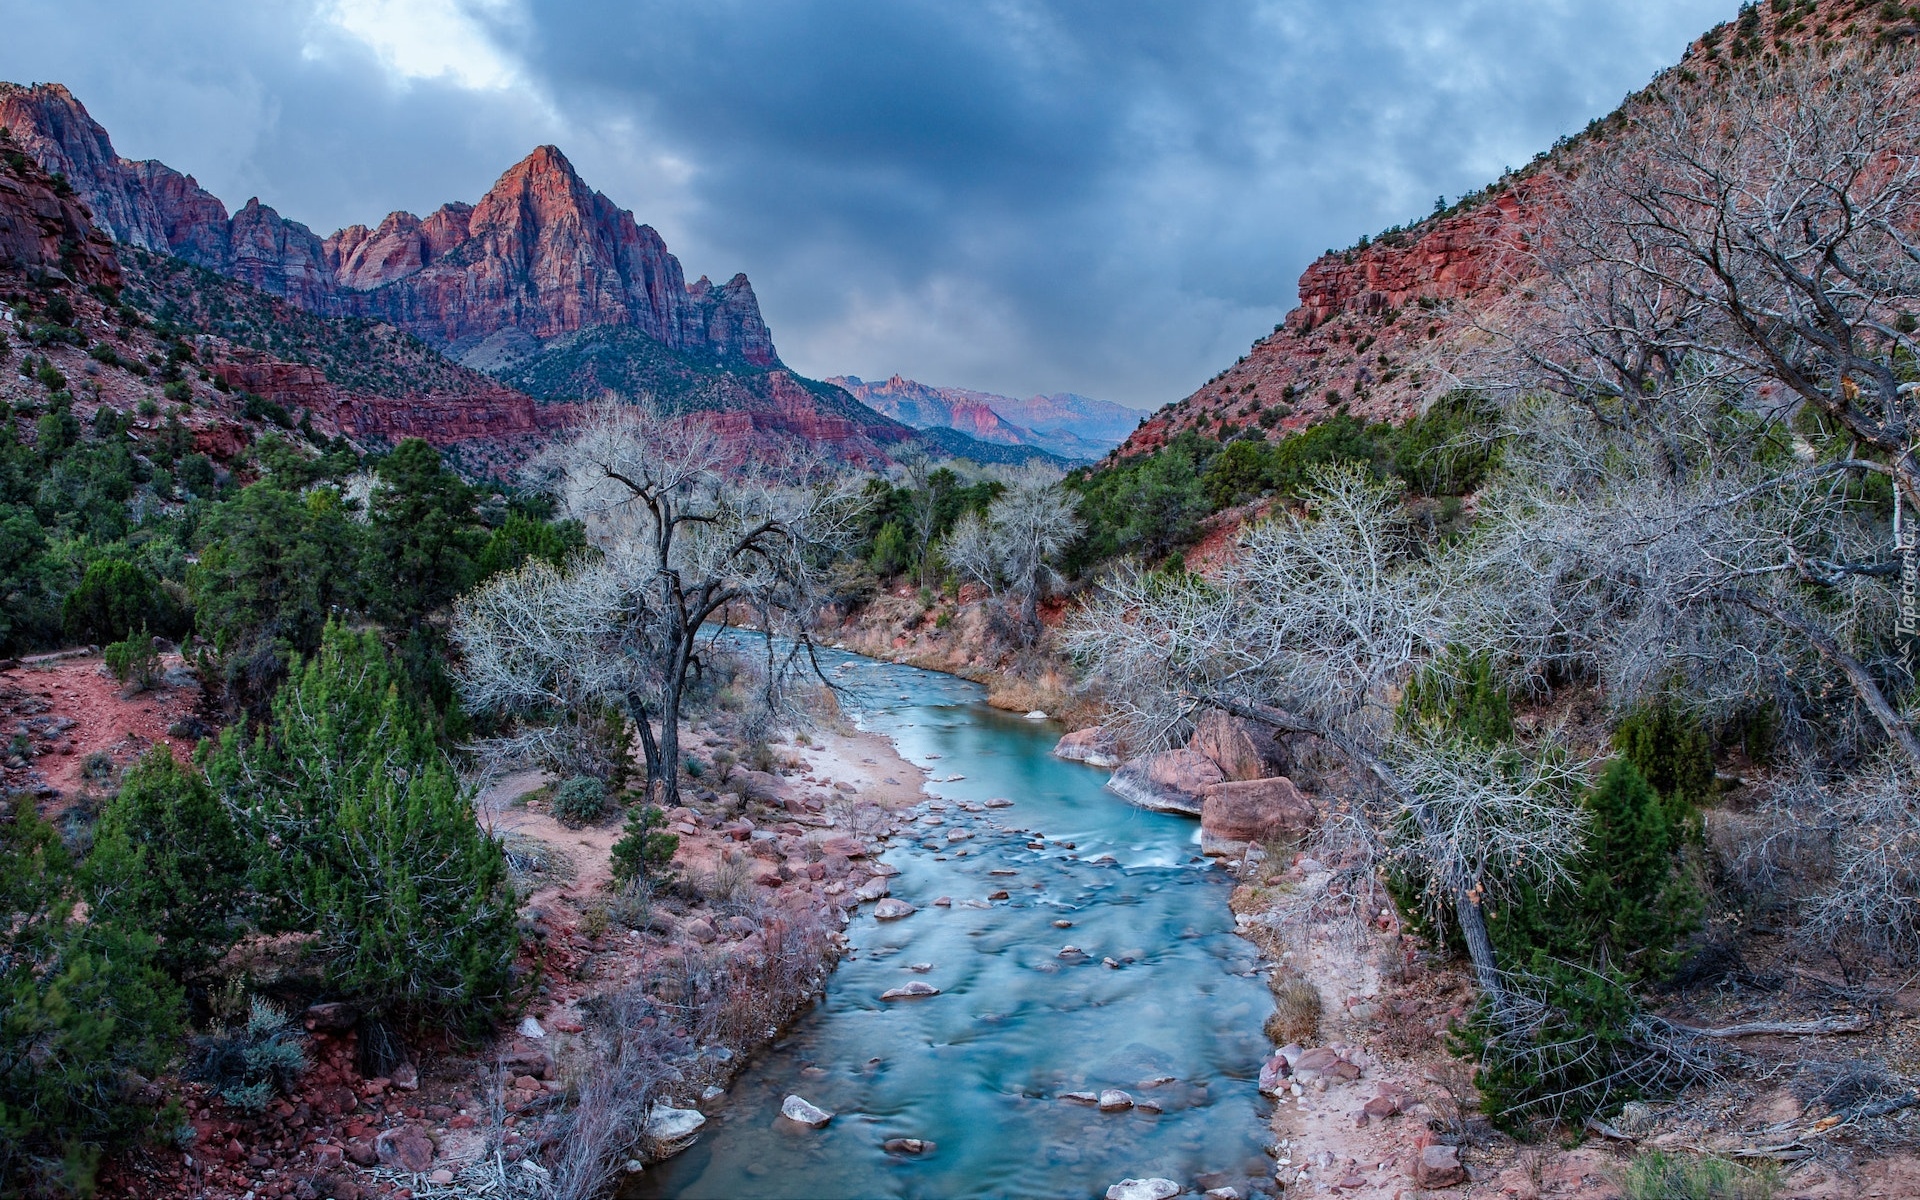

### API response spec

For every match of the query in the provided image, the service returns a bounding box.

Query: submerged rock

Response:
[780,1095,834,1128]
[880,981,941,1000]
[882,1137,935,1155]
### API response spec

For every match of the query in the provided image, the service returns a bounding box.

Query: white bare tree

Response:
[454,403,865,808]
[1066,466,1589,1018]
[937,468,1083,639]
[1470,45,1920,769]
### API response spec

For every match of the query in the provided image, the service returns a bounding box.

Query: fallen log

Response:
[1669,1013,1869,1038]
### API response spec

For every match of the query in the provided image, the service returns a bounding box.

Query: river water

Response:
[634,647,1276,1199]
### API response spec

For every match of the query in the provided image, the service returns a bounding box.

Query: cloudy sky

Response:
[1,0,1730,407]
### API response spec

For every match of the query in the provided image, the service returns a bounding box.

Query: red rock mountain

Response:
[0,84,776,366]
[830,374,1140,460]
[1118,0,1874,458]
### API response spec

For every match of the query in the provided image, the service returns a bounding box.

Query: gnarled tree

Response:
[455,403,863,809]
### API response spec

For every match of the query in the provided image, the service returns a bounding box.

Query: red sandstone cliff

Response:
[0,125,118,285]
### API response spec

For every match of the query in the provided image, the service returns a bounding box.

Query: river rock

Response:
[780,1095,834,1128]
[1097,1089,1134,1111]
[855,877,891,901]
[1198,777,1317,854]
[873,899,916,920]
[1106,750,1224,816]
[882,1137,935,1154]
[1060,1091,1100,1104]
[1053,726,1121,769]
[880,981,940,1000]
[1106,1178,1180,1200]
[643,1105,706,1140]
[1288,1047,1340,1082]
[1258,1055,1289,1096]
[983,797,1013,808]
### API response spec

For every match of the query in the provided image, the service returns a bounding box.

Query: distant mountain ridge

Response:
[0,81,1101,471]
[828,374,1143,460]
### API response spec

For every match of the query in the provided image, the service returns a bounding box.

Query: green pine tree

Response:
[1574,758,1703,983]
[83,748,247,981]
[214,623,522,1032]
[1,801,183,1197]
[1613,700,1714,836]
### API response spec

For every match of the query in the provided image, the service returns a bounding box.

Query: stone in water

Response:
[781,1095,834,1128]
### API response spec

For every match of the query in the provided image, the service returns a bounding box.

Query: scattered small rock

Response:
[1413,1143,1467,1188]
[372,1125,434,1174]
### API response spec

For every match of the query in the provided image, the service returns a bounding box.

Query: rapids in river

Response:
[633,647,1275,1198]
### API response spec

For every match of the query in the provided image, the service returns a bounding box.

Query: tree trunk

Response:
[1203,693,1514,1021]
[625,695,663,805]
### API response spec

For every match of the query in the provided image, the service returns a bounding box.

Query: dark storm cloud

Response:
[0,0,1733,405]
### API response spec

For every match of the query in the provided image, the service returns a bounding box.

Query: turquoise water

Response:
[634,648,1275,1199]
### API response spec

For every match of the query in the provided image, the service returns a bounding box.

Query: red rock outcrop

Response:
[0,125,119,285]
[1198,777,1317,854]
[1118,177,1548,456]
[0,82,333,308]
[1116,0,1865,456]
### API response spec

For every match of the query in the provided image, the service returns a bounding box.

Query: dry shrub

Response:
[1376,998,1439,1058]
[490,909,840,1198]
[701,850,755,912]
[1264,973,1322,1045]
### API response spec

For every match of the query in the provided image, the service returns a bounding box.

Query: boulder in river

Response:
[1106,1178,1180,1200]
[873,899,916,920]
[855,876,891,901]
[1097,1089,1135,1111]
[780,1095,834,1128]
[1053,726,1120,769]
[1198,777,1317,855]
[880,981,941,1000]
[1106,750,1224,816]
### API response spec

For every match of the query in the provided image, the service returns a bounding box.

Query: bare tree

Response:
[937,468,1082,639]
[458,403,864,809]
[1473,45,1920,768]
[1066,466,1588,1019]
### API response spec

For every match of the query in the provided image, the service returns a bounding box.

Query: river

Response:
[633,646,1276,1199]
